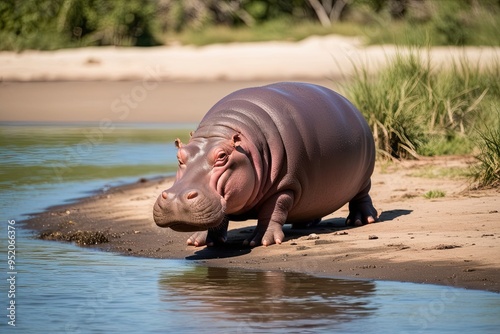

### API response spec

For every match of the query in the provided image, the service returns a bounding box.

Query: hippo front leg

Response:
[187,218,229,247]
[244,191,294,247]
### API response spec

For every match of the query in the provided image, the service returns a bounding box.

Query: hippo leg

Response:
[346,180,378,226]
[187,218,229,247]
[244,191,294,247]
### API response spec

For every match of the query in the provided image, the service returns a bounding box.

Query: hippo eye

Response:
[177,158,185,166]
[214,151,228,167]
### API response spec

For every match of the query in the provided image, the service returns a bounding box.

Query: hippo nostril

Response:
[162,191,168,199]
[186,191,198,200]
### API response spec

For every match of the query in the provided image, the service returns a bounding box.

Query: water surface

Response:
[0,123,498,333]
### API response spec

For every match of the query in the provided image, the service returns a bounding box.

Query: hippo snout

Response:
[153,186,226,232]
[160,188,199,204]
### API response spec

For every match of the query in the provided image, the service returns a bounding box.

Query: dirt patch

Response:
[39,230,112,246]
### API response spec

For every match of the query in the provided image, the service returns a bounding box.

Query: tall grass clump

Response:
[343,50,500,160]
[471,122,500,189]
[345,51,428,159]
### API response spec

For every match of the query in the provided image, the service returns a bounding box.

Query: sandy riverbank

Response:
[1,35,499,82]
[4,35,500,292]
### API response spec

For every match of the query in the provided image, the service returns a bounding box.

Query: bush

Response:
[0,0,160,50]
[1,0,499,50]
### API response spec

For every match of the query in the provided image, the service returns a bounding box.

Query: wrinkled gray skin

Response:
[153,82,377,247]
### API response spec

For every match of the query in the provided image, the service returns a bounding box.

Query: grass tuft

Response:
[423,190,446,199]
[342,50,500,160]
[470,123,500,188]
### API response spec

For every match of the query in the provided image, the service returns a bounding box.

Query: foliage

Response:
[471,121,500,188]
[344,51,428,159]
[343,50,500,159]
[337,0,500,46]
[167,16,362,46]
[0,0,499,50]
[423,190,446,199]
[409,166,469,180]
[0,0,160,50]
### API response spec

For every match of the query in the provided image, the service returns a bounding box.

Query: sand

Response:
[1,35,499,82]
[3,35,500,292]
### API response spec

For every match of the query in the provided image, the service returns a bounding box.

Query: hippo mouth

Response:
[154,213,225,232]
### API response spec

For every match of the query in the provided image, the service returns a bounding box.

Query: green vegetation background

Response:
[1,0,499,50]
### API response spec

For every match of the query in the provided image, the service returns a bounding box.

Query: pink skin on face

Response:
[154,133,259,246]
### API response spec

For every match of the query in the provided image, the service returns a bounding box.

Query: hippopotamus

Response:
[153,82,377,247]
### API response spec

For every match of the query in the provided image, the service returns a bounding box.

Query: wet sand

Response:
[0,79,333,123]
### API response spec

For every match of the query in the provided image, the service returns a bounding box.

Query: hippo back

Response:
[193,82,375,222]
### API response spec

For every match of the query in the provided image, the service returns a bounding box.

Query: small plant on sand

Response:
[423,190,446,199]
[470,124,500,188]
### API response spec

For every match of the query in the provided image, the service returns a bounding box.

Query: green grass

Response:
[417,135,475,157]
[364,14,500,47]
[164,18,362,46]
[342,50,500,159]
[423,190,446,199]
[0,127,192,147]
[470,123,500,188]
[409,166,469,180]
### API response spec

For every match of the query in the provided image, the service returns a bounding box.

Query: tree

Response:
[306,0,350,26]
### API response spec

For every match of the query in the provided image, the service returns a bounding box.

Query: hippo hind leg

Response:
[187,218,229,247]
[346,180,378,226]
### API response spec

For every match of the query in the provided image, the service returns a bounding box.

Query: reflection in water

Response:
[159,267,377,332]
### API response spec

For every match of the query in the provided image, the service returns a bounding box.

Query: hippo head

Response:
[153,132,257,232]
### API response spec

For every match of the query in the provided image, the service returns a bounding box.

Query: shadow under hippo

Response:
[186,209,412,260]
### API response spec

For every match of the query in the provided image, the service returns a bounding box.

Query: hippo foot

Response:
[187,219,229,247]
[243,221,285,247]
[346,194,378,226]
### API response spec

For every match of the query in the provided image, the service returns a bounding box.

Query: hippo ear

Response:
[189,131,194,137]
[174,138,182,148]
[231,133,242,148]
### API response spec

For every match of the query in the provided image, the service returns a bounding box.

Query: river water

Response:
[1,123,499,333]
